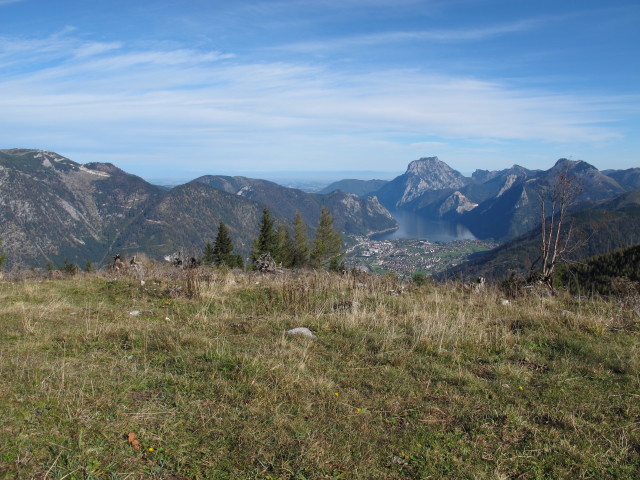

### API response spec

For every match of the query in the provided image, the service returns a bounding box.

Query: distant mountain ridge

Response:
[0,149,396,268]
[1,148,637,273]
[319,179,388,197]
[192,175,396,237]
[362,156,631,242]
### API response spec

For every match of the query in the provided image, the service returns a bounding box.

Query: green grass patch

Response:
[0,270,638,478]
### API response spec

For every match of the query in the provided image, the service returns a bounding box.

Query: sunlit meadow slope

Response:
[1,267,638,479]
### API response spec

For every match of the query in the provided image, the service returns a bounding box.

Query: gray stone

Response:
[286,327,316,339]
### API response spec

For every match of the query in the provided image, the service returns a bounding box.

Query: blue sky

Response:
[1,0,638,182]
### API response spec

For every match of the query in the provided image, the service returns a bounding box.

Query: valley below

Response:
[345,236,497,277]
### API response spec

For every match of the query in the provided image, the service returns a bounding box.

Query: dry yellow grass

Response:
[0,266,638,478]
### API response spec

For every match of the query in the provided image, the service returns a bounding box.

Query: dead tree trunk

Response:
[536,171,582,294]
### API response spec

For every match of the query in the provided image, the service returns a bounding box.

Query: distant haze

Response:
[146,171,399,190]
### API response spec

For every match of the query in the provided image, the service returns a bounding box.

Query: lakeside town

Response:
[344,236,498,277]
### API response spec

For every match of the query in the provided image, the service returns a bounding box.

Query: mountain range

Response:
[1,148,638,276]
[320,156,640,278]
[325,156,634,242]
[0,149,395,268]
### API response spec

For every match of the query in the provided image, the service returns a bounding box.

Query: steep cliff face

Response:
[373,157,469,209]
[437,191,478,218]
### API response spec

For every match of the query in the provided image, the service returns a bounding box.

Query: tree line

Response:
[557,243,640,296]
[201,207,344,271]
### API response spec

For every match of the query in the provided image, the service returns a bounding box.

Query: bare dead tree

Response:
[535,170,584,293]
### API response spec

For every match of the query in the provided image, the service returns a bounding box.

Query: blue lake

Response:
[373,209,477,242]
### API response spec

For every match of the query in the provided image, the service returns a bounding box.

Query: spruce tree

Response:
[275,222,293,267]
[202,241,216,266]
[291,211,310,268]
[213,222,234,264]
[208,222,243,268]
[311,207,343,270]
[251,208,277,263]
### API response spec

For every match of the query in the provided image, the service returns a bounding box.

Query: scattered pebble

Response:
[129,310,141,316]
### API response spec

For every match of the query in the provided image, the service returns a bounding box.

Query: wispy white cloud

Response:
[276,17,551,53]
[0,33,636,173]
[73,42,123,59]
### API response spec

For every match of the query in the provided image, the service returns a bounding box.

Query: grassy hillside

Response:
[1,268,638,479]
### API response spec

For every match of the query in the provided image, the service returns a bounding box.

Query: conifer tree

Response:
[251,208,277,263]
[213,222,234,262]
[275,222,293,267]
[311,207,343,270]
[291,211,310,268]
[209,222,243,268]
[202,241,216,266]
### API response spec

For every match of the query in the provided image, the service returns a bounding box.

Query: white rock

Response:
[129,310,141,316]
[501,299,511,306]
[286,327,316,339]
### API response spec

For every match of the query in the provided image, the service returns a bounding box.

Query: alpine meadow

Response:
[2,0,640,478]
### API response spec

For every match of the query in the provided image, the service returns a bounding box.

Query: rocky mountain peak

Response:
[373,156,470,209]
[552,158,598,175]
[399,157,468,204]
[405,156,443,175]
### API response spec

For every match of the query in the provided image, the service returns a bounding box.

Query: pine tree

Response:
[208,222,243,268]
[251,208,277,263]
[275,222,293,267]
[291,211,310,268]
[213,222,234,264]
[202,242,216,266]
[311,207,343,270]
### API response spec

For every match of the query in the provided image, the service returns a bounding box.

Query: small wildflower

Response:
[334,392,339,397]
[518,386,524,391]
[148,447,154,452]
[356,408,362,413]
